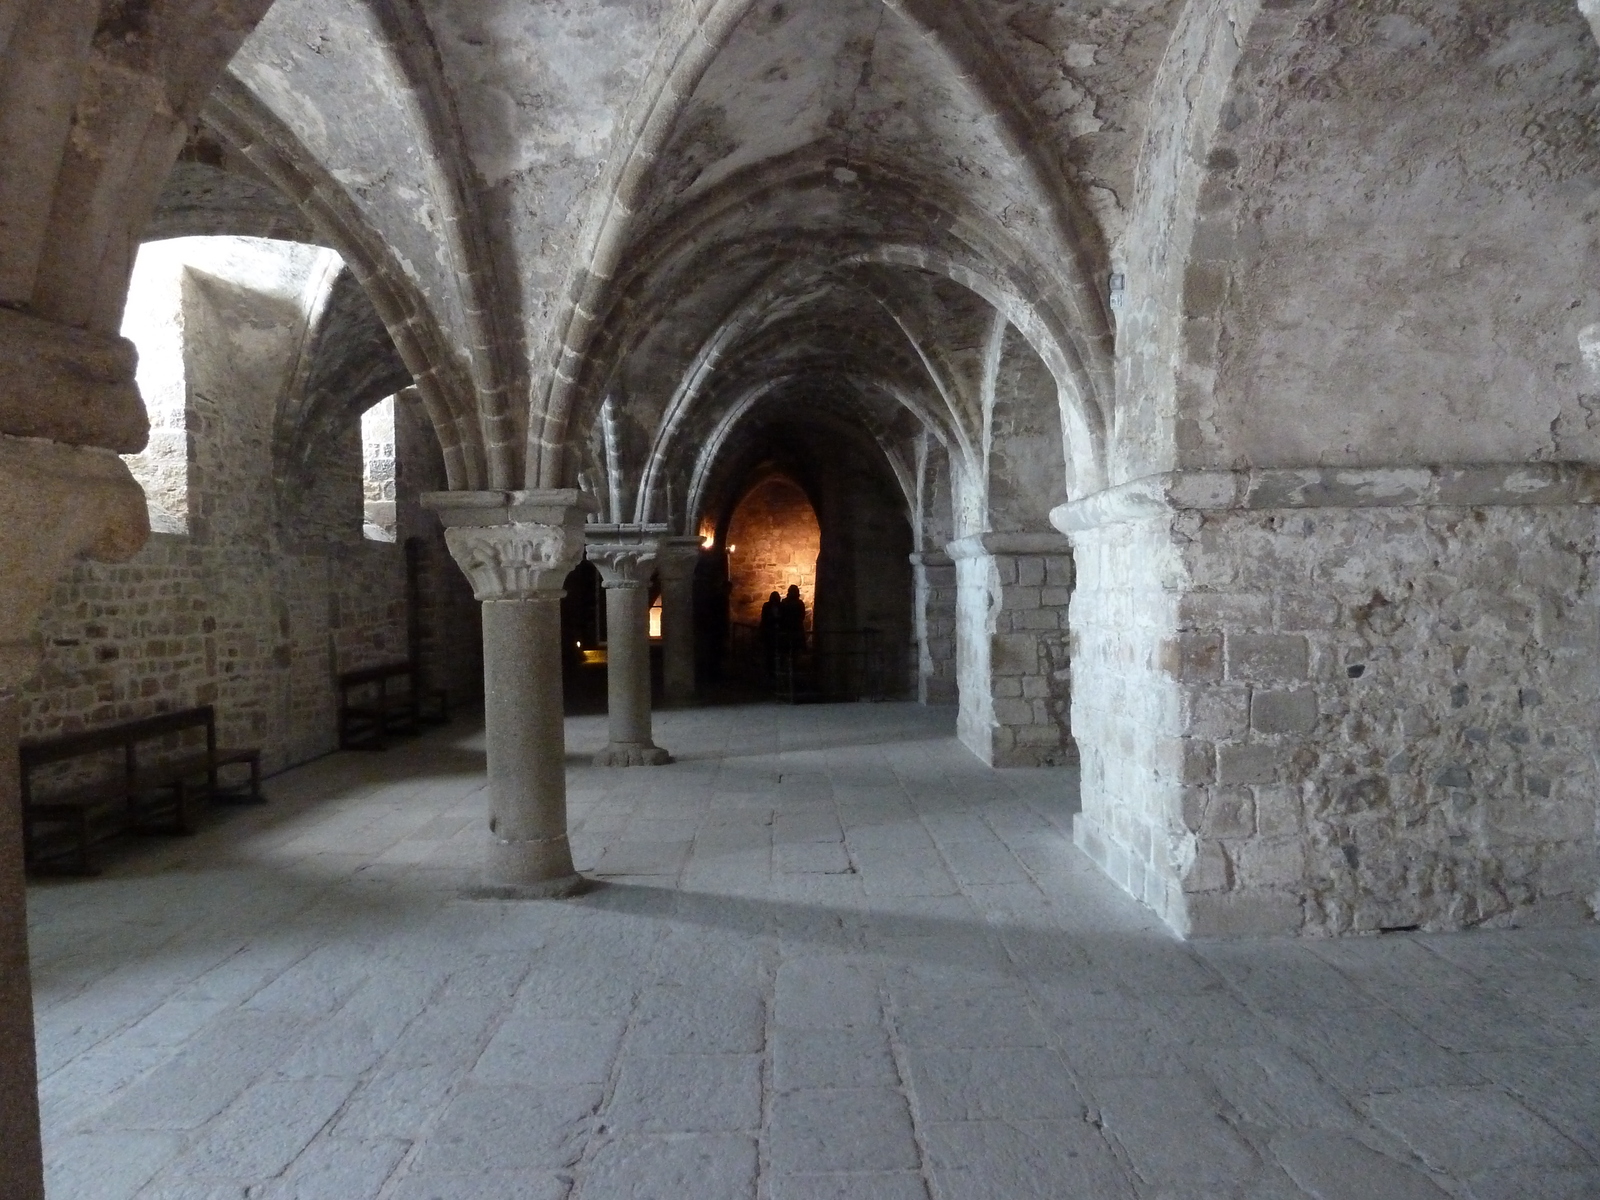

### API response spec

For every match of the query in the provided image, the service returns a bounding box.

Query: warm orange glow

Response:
[649,599,663,639]
[725,474,820,626]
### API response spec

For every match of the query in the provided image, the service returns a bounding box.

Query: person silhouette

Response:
[778,584,806,650]
[759,591,782,680]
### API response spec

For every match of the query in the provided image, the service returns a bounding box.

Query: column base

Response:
[483,833,580,892]
[466,877,590,901]
[594,742,673,767]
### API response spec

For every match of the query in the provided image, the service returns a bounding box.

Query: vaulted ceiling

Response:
[131,0,1600,518]
[160,0,1192,513]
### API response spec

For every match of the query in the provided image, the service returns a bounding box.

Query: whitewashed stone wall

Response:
[911,551,957,705]
[1060,467,1600,938]
[950,533,1075,768]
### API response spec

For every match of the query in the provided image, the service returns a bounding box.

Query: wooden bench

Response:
[20,706,262,875]
[337,661,449,750]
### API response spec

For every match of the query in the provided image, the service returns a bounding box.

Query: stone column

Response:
[425,490,594,896]
[656,537,701,707]
[910,549,958,705]
[1052,465,1600,939]
[0,431,151,1200]
[587,525,672,767]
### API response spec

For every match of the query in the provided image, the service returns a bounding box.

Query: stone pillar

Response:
[1054,466,1600,939]
[0,692,36,1200]
[910,550,958,705]
[425,490,594,896]
[587,526,672,767]
[657,537,701,707]
[0,431,151,1200]
[947,532,1076,768]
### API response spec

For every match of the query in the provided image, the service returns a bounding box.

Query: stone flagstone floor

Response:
[26,702,1600,1199]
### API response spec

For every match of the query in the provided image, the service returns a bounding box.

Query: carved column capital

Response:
[654,536,703,584]
[425,489,596,601]
[586,523,668,589]
[0,436,150,690]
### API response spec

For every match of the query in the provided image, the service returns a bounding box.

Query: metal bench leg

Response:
[173,782,195,835]
[77,809,93,875]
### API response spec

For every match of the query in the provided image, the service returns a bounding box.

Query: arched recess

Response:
[681,376,930,534]
[723,474,822,627]
[275,264,417,497]
[624,259,980,527]
[132,118,431,516]
[695,401,917,698]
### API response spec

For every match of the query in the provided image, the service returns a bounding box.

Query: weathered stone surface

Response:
[0,309,148,452]
[948,537,1075,769]
[1069,487,1599,938]
[0,437,148,690]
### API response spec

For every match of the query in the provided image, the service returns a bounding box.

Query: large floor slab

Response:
[27,703,1600,1198]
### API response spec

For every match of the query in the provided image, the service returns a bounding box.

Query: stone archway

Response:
[723,474,821,630]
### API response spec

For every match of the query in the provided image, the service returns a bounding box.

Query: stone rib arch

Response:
[528,0,1118,491]
[203,78,488,490]
[852,243,1107,498]
[566,147,1108,429]
[1111,0,1261,485]
[272,248,348,487]
[355,0,527,489]
[275,263,417,497]
[562,152,1110,536]
[0,0,276,457]
[1,0,277,334]
[525,0,767,488]
[626,257,979,527]
[678,374,927,534]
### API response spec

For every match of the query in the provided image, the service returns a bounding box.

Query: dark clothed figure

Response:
[759,591,782,680]
[778,585,806,653]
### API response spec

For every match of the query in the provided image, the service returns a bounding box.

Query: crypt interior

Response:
[2,1,1600,1197]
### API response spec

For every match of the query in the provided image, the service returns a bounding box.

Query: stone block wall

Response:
[20,530,477,776]
[950,534,1076,768]
[1061,468,1600,937]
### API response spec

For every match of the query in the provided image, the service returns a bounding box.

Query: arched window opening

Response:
[724,474,820,628]
[118,235,342,538]
[361,396,398,542]
[119,240,194,534]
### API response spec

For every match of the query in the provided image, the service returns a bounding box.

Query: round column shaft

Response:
[604,580,659,754]
[480,595,579,891]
